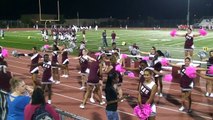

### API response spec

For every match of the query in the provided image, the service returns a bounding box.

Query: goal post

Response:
[38,0,60,28]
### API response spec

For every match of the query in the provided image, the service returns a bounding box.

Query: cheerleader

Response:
[61,45,69,78]
[51,45,60,84]
[90,54,107,103]
[17,47,42,87]
[151,50,164,97]
[204,50,213,97]
[80,56,105,109]
[176,28,201,58]
[30,54,64,104]
[0,60,12,120]
[168,57,194,112]
[138,69,157,120]
[75,49,96,90]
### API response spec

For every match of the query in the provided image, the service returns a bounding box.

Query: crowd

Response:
[0,27,212,120]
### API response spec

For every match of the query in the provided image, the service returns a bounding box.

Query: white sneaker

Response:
[64,75,69,78]
[209,93,213,98]
[80,86,85,90]
[100,101,105,105]
[90,98,95,103]
[55,81,60,84]
[159,93,163,97]
[47,100,51,104]
[205,92,210,97]
[179,106,185,111]
[79,104,85,109]
[102,95,106,99]
[61,75,66,77]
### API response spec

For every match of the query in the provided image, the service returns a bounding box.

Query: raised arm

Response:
[193,34,201,37]
[196,72,213,81]
[88,56,96,62]
[168,62,182,68]
[175,34,185,37]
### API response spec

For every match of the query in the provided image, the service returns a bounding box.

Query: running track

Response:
[4,47,213,120]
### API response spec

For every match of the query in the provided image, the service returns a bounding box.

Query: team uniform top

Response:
[184,33,194,49]
[151,56,162,77]
[79,55,89,73]
[87,61,100,84]
[180,65,194,91]
[111,33,116,39]
[149,53,156,60]
[29,53,42,74]
[140,81,155,104]
[41,61,53,84]
[0,53,4,62]
[111,48,120,54]
[62,50,69,65]
[78,41,86,56]
[139,80,157,115]
[139,66,147,84]
[52,51,59,64]
[206,57,213,77]
[0,71,12,92]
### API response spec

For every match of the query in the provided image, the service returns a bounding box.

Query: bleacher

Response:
[198,16,213,29]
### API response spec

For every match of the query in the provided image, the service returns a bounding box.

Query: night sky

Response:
[0,0,212,20]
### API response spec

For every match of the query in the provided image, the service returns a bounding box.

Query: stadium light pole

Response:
[187,0,190,26]
[39,0,42,21]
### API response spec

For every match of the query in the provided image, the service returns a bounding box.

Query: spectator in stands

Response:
[7,78,32,120]
[0,60,12,120]
[24,87,60,120]
[102,30,108,47]
[176,27,201,58]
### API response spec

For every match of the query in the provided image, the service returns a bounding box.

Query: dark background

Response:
[0,0,212,20]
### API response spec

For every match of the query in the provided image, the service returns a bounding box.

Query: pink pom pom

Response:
[160,58,168,66]
[170,29,177,37]
[142,56,149,61]
[115,64,126,72]
[44,44,50,49]
[121,54,128,58]
[208,65,213,74]
[133,104,152,120]
[95,52,101,56]
[199,28,207,36]
[128,72,135,78]
[2,48,8,57]
[163,74,173,82]
[185,66,197,78]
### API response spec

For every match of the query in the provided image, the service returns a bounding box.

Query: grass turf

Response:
[1,28,213,60]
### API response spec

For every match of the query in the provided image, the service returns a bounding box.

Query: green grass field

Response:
[1,28,213,60]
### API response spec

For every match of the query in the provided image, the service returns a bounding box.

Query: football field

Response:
[1,28,213,60]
